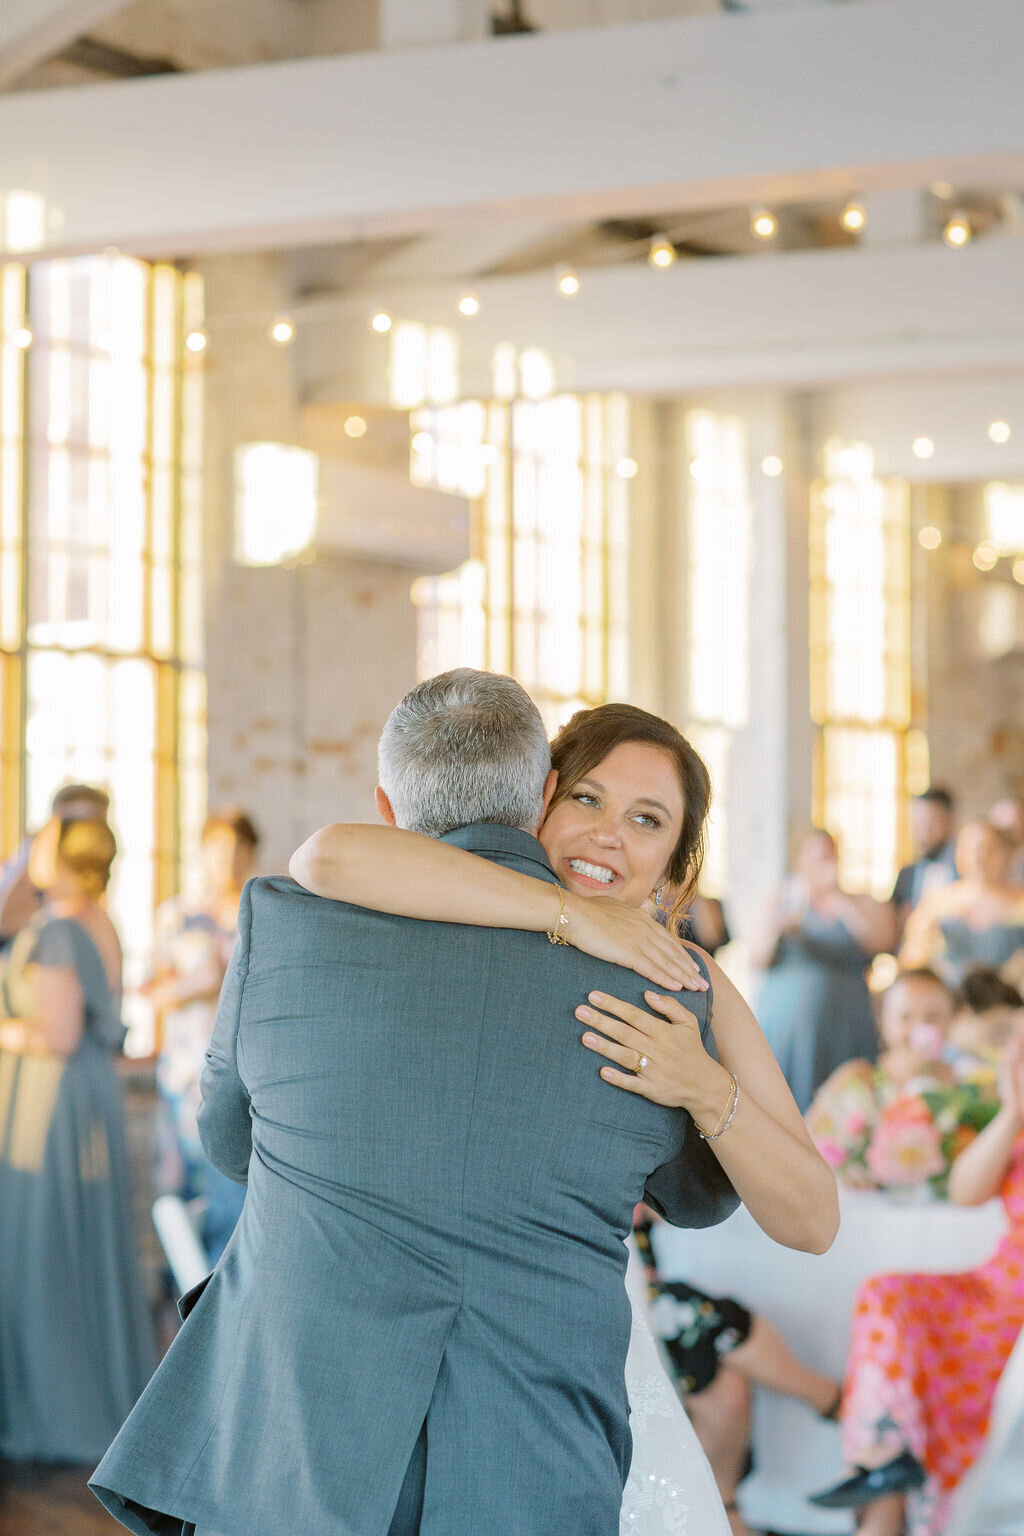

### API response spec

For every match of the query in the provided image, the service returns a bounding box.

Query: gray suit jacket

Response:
[92,825,737,1536]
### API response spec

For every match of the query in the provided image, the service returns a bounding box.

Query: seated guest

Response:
[809,1025,1024,1536]
[750,828,894,1111]
[946,967,1024,1080]
[808,969,956,1135]
[890,788,959,948]
[0,815,154,1462]
[149,807,259,1264]
[635,1214,841,1536]
[900,820,1024,985]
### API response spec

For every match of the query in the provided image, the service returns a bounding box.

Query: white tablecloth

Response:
[653,1188,1007,1535]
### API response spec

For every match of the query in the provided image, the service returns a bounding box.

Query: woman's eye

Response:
[634,813,661,829]
[573,792,599,807]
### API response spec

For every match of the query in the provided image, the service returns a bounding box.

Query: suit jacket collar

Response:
[441,823,559,884]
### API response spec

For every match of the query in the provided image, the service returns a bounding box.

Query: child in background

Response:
[946,967,1024,1082]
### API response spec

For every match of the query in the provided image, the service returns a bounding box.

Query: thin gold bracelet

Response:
[547,888,571,946]
[695,1073,740,1142]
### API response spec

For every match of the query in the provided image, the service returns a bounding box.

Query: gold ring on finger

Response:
[636,1052,649,1075]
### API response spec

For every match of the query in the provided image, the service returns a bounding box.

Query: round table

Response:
[653,1187,1007,1535]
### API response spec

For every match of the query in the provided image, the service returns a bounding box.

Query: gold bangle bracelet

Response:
[694,1073,740,1142]
[547,888,571,946]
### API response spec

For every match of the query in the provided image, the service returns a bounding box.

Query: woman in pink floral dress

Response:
[810,1029,1024,1535]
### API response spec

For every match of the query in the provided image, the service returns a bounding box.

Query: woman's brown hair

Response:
[549,703,712,930]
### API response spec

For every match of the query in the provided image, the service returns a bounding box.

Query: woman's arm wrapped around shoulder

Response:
[290,823,706,993]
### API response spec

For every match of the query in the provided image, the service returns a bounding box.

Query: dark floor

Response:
[0,1459,124,1535]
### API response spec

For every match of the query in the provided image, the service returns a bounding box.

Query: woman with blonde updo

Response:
[0,814,154,1463]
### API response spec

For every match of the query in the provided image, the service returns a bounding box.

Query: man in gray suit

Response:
[92,670,736,1536]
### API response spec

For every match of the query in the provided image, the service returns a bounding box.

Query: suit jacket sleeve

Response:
[643,1115,741,1228]
[197,878,254,1184]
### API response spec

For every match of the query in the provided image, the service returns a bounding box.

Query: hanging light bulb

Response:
[269,316,296,345]
[371,311,393,334]
[185,329,208,354]
[973,542,998,571]
[988,420,1012,444]
[648,236,677,270]
[918,526,942,550]
[912,437,935,460]
[343,416,367,439]
[943,211,972,248]
[761,456,784,478]
[11,325,33,350]
[458,294,481,317]
[615,457,639,479]
[557,266,581,297]
[840,200,866,234]
[751,209,778,241]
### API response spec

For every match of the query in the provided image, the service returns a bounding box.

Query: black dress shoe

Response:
[808,1450,926,1508]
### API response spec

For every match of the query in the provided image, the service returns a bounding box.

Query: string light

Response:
[411,431,433,453]
[1014,559,1024,586]
[343,416,367,439]
[761,456,784,478]
[557,267,581,297]
[840,201,866,234]
[943,211,972,248]
[371,311,393,334]
[648,236,677,270]
[751,209,778,241]
[918,526,942,550]
[269,316,296,345]
[989,420,1012,444]
[185,329,208,353]
[458,294,480,317]
[931,180,955,201]
[973,543,998,571]
[616,457,639,479]
[912,437,935,460]
[11,325,32,350]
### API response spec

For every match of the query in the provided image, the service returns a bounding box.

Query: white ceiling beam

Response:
[0,0,1022,257]
[291,236,1024,402]
[0,0,131,88]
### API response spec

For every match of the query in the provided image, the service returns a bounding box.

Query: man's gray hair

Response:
[378,669,551,837]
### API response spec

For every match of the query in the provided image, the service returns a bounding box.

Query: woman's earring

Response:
[653,885,665,907]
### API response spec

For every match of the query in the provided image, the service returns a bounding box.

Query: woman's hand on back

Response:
[563,893,708,993]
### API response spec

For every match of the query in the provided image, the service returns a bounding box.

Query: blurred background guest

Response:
[809,1025,1024,1536]
[900,820,1024,985]
[947,966,1024,1077]
[148,807,259,1264]
[750,828,895,1112]
[890,788,959,948]
[0,783,111,951]
[0,816,154,1463]
[808,968,956,1146]
[990,795,1024,883]
[681,891,731,955]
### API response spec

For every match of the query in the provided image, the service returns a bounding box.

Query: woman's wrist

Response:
[680,1058,733,1122]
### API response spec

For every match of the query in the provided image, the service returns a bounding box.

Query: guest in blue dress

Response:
[751,829,895,1113]
[901,820,1024,986]
[0,816,154,1462]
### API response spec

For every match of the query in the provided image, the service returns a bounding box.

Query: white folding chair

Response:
[151,1194,211,1295]
[946,1325,1024,1536]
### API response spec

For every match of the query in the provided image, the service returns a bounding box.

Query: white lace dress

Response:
[620,1237,732,1536]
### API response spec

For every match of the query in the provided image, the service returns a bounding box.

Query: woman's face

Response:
[796,832,839,891]
[201,827,254,894]
[956,822,1011,884]
[539,741,684,911]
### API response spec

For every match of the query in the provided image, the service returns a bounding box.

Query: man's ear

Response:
[541,768,559,818]
[375,787,397,826]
